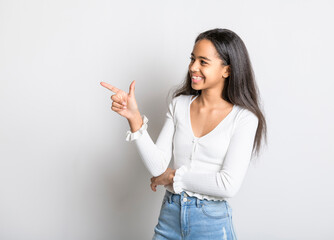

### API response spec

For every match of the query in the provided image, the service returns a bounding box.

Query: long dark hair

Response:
[168,28,267,161]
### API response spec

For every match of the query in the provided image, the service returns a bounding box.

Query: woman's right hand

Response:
[100,80,139,120]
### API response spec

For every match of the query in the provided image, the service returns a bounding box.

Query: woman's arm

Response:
[172,111,259,198]
[127,111,144,133]
[100,81,177,178]
[125,97,177,177]
[150,168,176,192]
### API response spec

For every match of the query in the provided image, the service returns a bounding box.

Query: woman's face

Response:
[188,39,230,91]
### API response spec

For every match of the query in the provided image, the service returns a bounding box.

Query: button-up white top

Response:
[125,94,259,201]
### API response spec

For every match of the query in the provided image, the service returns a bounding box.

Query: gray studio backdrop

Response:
[1,0,333,239]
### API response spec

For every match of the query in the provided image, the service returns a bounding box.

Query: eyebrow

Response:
[191,53,211,61]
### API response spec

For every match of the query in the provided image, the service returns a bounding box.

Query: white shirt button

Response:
[183,198,187,202]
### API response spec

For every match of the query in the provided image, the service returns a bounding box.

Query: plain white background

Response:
[1,0,333,239]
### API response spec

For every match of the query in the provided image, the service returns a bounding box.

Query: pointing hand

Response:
[100,80,139,120]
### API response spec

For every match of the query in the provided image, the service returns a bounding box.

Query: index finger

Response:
[100,82,121,93]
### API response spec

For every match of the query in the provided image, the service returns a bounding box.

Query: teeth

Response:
[192,76,203,80]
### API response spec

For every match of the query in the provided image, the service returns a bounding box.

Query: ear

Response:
[222,65,231,78]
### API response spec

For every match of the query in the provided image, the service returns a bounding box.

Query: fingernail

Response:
[122,102,126,105]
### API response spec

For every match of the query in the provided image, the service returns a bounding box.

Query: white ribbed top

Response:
[125,94,258,201]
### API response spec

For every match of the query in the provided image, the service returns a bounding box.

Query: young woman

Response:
[101,28,267,240]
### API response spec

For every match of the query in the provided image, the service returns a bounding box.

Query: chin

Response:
[191,86,202,91]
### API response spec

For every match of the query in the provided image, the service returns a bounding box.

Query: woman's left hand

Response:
[150,168,176,192]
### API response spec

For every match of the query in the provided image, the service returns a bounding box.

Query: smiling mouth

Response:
[191,76,204,83]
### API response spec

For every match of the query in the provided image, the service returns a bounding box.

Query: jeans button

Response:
[183,198,187,202]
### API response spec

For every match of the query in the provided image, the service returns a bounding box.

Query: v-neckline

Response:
[188,95,236,140]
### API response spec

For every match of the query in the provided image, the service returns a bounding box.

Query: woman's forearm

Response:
[150,168,177,192]
[125,97,176,177]
[127,111,143,133]
[169,169,176,183]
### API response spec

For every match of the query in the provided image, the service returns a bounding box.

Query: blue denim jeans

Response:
[152,190,238,240]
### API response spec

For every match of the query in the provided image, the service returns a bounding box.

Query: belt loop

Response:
[196,198,201,208]
[168,193,172,203]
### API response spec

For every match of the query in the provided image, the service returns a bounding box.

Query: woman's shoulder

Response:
[173,94,193,100]
[167,95,193,117]
[170,94,193,105]
[233,105,259,125]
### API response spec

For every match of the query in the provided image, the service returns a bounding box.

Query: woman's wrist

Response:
[169,169,176,183]
[127,111,143,133]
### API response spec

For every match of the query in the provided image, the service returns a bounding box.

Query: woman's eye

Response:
[189,57,206,65]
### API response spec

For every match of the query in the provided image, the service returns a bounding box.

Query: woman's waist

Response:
[165,188,226,202]
[165,189,227,205]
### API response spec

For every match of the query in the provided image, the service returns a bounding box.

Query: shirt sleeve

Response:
[173,110,259,198]
[125,97,177,177]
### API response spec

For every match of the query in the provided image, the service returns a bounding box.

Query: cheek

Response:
[202,70,209,78]
[204,69,219,79]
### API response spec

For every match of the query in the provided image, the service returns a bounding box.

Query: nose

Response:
[189,61,200,72]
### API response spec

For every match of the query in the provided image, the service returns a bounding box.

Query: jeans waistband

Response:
[164,190,226,208]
